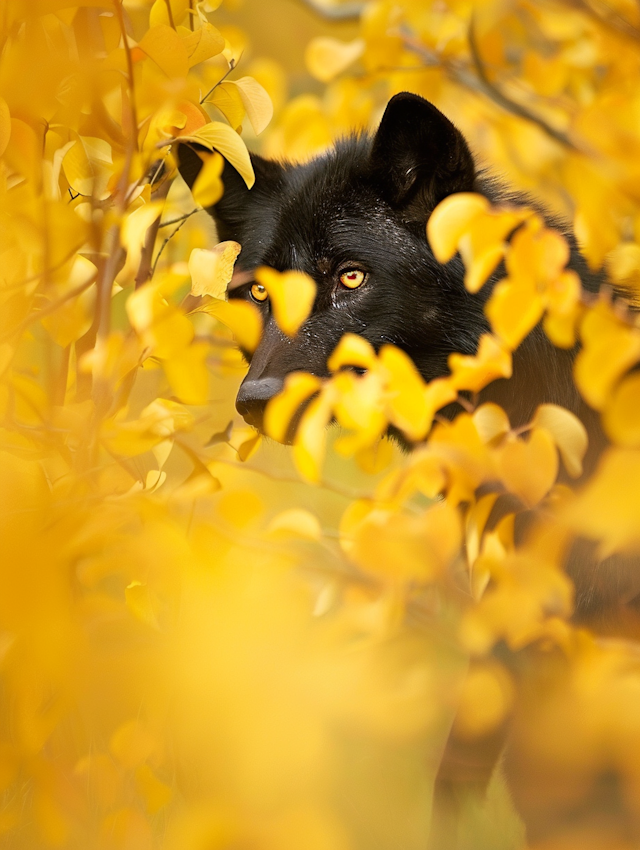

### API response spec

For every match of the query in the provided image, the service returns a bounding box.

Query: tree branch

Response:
[467,17,578,151]
[134,181,171,289]
[400,26,579,153]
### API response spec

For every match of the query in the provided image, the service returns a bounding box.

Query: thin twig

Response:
[150,215,190,278]
[188,0,195,30]
[565,0,640,42]
[466,17,579,151]
[163,0,176,29]
[159,208,199,228]
[113,0,138,152]
[400,27,579,152]
[200,58,236,104]
[147,157,165,188]
[134,181,171,289]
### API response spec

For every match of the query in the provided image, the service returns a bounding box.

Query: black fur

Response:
[177,93,604,449]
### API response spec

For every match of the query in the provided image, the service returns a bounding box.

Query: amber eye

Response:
[339,268,366,289]
[250,283,268,302]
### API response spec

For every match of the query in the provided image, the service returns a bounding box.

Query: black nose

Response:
[236,377,284,429]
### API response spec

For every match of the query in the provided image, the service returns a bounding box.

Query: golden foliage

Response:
[3,0,640,848]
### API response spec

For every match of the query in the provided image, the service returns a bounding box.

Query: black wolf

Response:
[177,92,603,444]
[177,93,639,845]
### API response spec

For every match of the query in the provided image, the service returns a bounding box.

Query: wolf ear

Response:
[369,92,476,214]
[176,143,284,241]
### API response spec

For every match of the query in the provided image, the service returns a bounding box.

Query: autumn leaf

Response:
[189,242,241,298]
[254,267,316,337]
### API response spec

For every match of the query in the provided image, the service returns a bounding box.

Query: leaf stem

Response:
[200,58,236,104]
[150,214,191,278]
[163,0,176,29]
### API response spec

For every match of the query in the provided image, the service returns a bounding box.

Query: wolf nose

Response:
[236,377,284,429]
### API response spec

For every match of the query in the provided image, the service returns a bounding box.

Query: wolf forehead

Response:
[176,92,477,276]
[223,142,435,277]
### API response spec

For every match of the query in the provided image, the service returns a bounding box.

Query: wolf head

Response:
[177,92,579,435]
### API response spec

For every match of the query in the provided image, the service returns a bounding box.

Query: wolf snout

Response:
[236,377,284,430]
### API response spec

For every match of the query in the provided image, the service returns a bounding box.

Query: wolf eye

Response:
[339,269,366,289]
[250,283,268,302]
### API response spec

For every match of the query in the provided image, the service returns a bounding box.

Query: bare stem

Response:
[400,26,579,152]
[159,208,199,228]
[466,17,578,152]
[200,58,236,104]
[150,214,191,278]
[163,0,176,29]
[134,181,171,289]
[113,0,138,152]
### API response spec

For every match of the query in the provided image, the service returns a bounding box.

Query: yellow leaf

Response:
[427,193,489,263]
[355,437,394,475]
[305,37,365,83]
[264,372,322,443]
[350,501,462,582]
[181,22,225,67]
[459,210,533,293]
[135,765,172,815]
[232,76,274,135]
[255,267,316,337]
[0,98,10,158]
[189,242,240,298]
[138,24,189,78]
[563,449,640,555]
[204,299,262,352]
[191,150,224,207]
[379,344,430,441]
[236,431,262,461]
[267,508,322,540]
[543,270,582,349]
[180,122,255,188]
[497,427,558,507]
[163,340,210,404]
[41,256,97,347]
[172,101,209,136]
[603,372,640,448]
[472,403,511,445]
[332,370,386,439]
[119,201,164,280]
[206,83,246,130]
[126,279,194,358]
[62,136,113,199]
[293,390,334,482]
[532,404,588,478]
[327,333,377,373]
[486,277,545,350]
[149,0,188,27]
[574,301,640,410]
[448,334,512,393]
